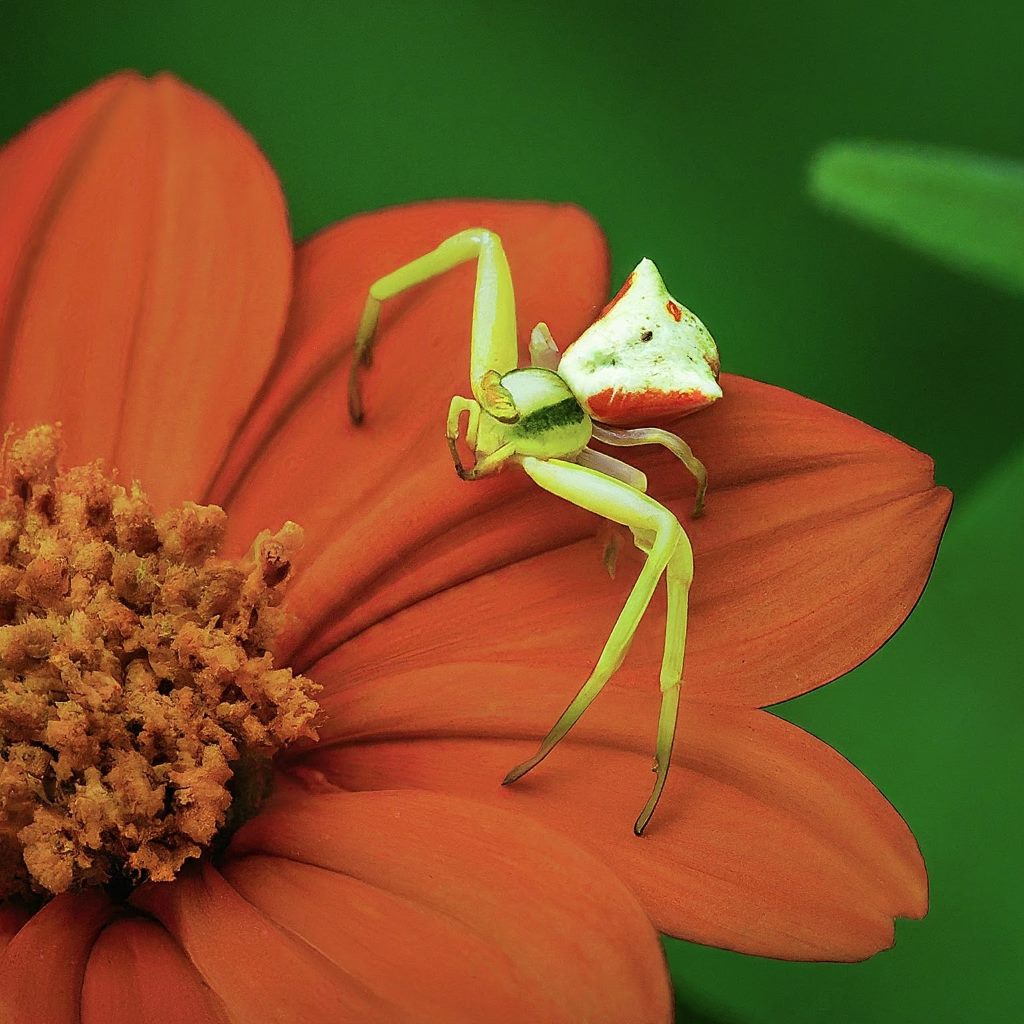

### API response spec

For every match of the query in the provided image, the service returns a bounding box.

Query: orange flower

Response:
[0,72,949,1021]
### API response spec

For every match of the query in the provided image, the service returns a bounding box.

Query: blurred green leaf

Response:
[673,997,741,1023]
[810,141,1024,294]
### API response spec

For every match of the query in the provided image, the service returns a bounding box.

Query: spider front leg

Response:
[349,228,521,424]
[503,457,694,835]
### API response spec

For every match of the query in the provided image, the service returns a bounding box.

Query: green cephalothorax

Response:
[474,368,593,468]
[501,368,592,456]
[347,226,720,836]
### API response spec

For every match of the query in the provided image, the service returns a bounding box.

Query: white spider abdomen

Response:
[557,258,722,426]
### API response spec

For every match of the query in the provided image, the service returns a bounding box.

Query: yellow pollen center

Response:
[0,425,319,902]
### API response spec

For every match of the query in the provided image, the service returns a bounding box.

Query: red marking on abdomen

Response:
[586,386,714,425]
[666,300,683,322]
[598,271,636,318]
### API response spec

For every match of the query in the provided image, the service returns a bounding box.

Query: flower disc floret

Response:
[0,425,318,900]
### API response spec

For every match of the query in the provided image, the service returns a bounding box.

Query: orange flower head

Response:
[0,71,951,1024]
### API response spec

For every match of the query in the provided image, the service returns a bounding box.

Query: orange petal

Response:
[0,904,30,954]
[288,373,948,706]
[210,200,608,657]
[0,890,113,1023]
[665,374,951,704]
[296,674,926,961]
[0,72,291,509]
[131,860,388,1022]
[207,781,671,1023]
[81,917,227,1024]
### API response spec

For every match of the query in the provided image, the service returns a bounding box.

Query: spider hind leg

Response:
[592,422,709,518]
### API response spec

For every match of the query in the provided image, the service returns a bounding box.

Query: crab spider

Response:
[348,228,721,835]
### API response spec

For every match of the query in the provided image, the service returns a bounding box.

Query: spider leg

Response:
[592,422,708,518]
[460,442,517,481]
[349,228,520,423]
[575,447,648,492]
[502,457,694,835]
[445,396,480,477]
[574,447,648,578]
[635,536,691,835]
[529,322,560,369]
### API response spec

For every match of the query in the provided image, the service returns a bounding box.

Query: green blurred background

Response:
[3,2,1020,1020]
